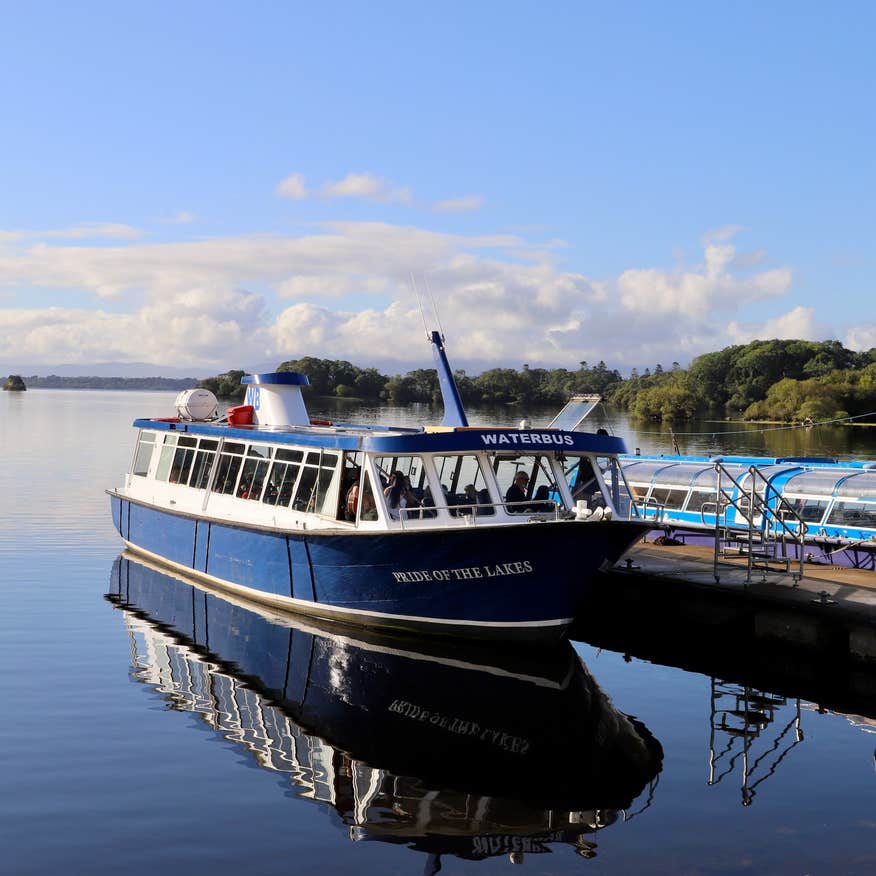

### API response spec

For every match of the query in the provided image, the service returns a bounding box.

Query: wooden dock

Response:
[599,538,876,662]
[623,539,876,609]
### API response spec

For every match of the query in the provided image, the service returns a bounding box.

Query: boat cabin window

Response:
[189,439,218,489]
[339,452,364,522]
[374,455,436,520]
[263,448,303,506]
[132,431,156,477]
[155,434,200,485]
[784,497,829,523]
[214,442,246,495]
[686,489,725,513]
[565,456,601,506]
[490,453,563,514]
[624,481,649,502]
[648,487,688,510]
[826,501,876,528]
[360,471,379,521]
[432,454,492,516]
[290,451,340,515]
[597,456,636,517]
[567,454,627,513]
[238,444,273,501]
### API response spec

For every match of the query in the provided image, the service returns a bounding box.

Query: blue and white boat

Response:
[615,453,876,569]
[109,333,648,640]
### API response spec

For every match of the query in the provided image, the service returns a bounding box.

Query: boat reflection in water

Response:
[107,553,663,867]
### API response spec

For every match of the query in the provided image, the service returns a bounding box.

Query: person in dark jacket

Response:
[504,471,529,512]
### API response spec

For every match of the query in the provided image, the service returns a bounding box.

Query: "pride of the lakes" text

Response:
[391,560,533,583]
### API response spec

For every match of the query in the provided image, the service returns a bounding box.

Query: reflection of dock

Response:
[611,540,876,662]
[575,560,876,795]
[708,681,803,806]
[108,553,663,867]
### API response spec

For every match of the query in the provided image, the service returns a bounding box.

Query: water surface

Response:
[1,390,874,874]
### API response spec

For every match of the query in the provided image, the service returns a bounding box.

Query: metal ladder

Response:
[703,462,806,585]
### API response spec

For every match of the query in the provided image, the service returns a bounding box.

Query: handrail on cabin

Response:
[394,498,566,528]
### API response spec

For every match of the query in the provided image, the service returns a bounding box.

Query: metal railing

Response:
[394,497,566,528]
[634,462,807,584]
[707,462,806,584]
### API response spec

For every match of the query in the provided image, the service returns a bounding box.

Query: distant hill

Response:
[24,375,199,391]
[0,360,212,379]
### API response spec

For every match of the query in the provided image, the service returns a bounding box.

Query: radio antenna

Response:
[423,273,445,340]
[410,272,430,339]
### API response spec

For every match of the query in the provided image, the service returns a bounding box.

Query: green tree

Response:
[198,370,246,402]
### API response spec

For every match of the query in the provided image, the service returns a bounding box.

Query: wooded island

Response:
[198,339,876,424]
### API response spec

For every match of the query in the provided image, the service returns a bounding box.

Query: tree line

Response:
[612,340,876,422]
[22,375,198,391]
[197,339,876,424]
[198,358,624,409]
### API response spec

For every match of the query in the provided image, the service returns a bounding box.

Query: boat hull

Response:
[110,494,646,640]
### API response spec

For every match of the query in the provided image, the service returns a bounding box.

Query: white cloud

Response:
[726,306,819,345]
[432,195,484,213]
[167,211,196,224]
[701,224,745,245]
[0,287,269,368]
[321,172,410,203]
[0,221,835,373]
[845,324,876,352]
[276,173,308,200]
[617,239,791,319]
[277,274,387,299]
[0,223,143,242]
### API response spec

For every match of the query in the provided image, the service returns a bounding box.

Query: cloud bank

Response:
[0,220,831,374]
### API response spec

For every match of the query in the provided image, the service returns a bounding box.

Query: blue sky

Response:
[1,1,874,376]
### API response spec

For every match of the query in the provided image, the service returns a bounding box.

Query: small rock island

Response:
[3,374,27,391]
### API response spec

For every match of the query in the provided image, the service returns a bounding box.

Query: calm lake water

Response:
[2,389,875,875]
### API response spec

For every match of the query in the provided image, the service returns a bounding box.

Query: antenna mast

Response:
[410,273,430,340]
[423,274,445,340]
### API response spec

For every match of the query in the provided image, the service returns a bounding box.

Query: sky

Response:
[1,1,874,378]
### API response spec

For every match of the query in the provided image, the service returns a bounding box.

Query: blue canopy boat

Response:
[108,332,648,640]
[614,453,876,569]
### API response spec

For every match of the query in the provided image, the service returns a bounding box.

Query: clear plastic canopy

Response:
[835,471,876,499]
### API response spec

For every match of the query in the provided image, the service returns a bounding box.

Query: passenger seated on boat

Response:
[476,488,494,516]
[531,485,553,512]
[418,491,438,518]
[263,476,279,504]
[505,472,530,513]
[345,482,360,520]
[459,483,478,515]
[384,471,419,520]
[343,467,361,522]
[237,476,253,500]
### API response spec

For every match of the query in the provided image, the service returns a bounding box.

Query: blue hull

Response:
[110,495,646,639]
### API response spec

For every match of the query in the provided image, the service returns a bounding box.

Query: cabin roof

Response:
[132,418,627,455]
